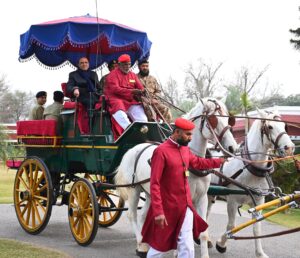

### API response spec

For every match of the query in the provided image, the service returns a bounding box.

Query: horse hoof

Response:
[194,238,201,245]
[216,243,227,253]
[136,249,147,258]
[208,240,213,248]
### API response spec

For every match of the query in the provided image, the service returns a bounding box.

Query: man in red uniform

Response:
[104,54,148,130]
[141,117,224,258]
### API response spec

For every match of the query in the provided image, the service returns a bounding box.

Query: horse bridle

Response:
[260,115,288,152]
[199,99,234,146]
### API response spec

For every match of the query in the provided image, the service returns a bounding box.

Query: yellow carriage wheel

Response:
[14,157,53,234]
[84,174,125,227]
[68,178,99,246]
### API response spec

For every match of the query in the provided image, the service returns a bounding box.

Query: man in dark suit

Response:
[67,57,101,109]
[66,57,101,134]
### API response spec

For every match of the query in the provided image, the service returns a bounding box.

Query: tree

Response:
[184,59,224,101]
[0,125,8,161]
[160,76,180,106]
[0,74,34,123]
[224,85,243,114]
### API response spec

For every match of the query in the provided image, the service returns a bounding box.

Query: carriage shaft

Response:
[227,202,296,237]
[248,193,300,213]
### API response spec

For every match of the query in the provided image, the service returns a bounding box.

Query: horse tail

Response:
[114,166,129,201]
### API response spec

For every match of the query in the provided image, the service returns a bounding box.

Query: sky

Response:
[1,0,300,101]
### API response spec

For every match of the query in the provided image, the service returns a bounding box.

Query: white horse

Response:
[115,98,238,258]
[209,109,295,258]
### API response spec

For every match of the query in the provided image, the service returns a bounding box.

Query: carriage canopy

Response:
[19,14,152,70]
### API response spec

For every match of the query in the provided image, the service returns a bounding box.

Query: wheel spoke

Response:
[35,183,48,194]
[83,216,91,233]
[34,195,48,201]
[29,163,33,188]
[36,199,46,212]
[19,176,29,190]
[33,174,45,191]
[25,201,32,225]
[21,202,29,216]
[31,201,36,228]
[32,167,39,190]
[32,200,42,224]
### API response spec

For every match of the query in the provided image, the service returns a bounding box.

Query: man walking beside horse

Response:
[142,117,224,258]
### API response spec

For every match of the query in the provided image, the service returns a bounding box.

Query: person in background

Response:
[104,54,147,131]
[141,118,225,258]
[43,91,64,121]
[137,59,172,123]
[43,91,64,133]
[29,91,47,120]
[99,59,118,91]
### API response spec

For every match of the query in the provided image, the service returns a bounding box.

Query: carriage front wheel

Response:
[14,157,53,234]
[68,178,99,246]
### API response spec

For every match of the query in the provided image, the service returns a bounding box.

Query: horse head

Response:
[256,109,295,156]
[185,98,238,156]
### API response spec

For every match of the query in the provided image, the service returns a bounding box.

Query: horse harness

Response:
[131,142,160,186]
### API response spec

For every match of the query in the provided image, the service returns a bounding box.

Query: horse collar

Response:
[241,138,274,177]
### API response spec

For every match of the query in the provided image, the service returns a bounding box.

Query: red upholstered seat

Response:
[17,120,60,145]
[61,82,73,98]
[6,160,22,169]
[17,120,57,136]
[63,101,76,109]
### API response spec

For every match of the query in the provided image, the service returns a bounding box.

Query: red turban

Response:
[175,118,195,130]
[118,54,131,63]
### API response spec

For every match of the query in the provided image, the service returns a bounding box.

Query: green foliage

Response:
[0,126,24,162]
[240,92,252,112]
[272,159,300,194]
[0,125,8,161]
[225,85,243,113]
[171,99,196,119]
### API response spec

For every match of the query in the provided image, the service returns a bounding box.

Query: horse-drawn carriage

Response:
[7,13,300,257]
[10,95,171,245]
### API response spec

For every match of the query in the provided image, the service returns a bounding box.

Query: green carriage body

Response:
[21,107,170,180]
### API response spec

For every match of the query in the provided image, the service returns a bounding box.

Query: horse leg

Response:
[252,199,269,258]
[126,187,145,253]
[196,194,210,258]
[137,193,150,253]
[206,195,216,248]
[216,199,239,253]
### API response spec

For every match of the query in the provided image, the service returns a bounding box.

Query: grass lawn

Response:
[0,165,15,204]
[0,238,70,258]
[262,207,300,228]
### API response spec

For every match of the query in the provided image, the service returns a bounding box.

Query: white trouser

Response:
[112,104,147,130]
[147,208,194,258]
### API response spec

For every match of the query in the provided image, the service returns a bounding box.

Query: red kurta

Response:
[141,139,223,252]
[104,68,144,114]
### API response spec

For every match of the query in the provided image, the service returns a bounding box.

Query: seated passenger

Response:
[104,54,147,130]
[43,91,64,121]
[67,57,101,134]
[99,59,118,91]
[67,57,101,107]
[137,59,172,123]
[29,91,47,120]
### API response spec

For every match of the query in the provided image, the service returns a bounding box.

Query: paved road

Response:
[0,201,299,258]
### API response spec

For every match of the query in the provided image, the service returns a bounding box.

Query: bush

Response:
[272,159,300,194]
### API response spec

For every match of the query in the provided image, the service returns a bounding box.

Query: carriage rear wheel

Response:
[14,157,53,234]
[68,178,99,246]
[84,174,124,227]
